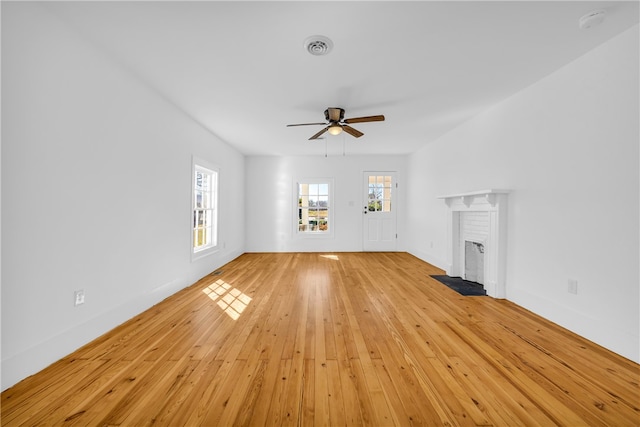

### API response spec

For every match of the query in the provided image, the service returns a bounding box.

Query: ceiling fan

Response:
[287,107,385,140]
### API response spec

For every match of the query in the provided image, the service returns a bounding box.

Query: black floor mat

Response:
[430,275,487,296]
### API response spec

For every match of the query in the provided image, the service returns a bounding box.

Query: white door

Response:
[363,172,397,251]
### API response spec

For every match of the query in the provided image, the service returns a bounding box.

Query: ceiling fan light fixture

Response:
[328,124,343,135]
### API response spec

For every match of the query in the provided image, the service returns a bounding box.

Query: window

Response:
[367,175,392,212]
[297,180,332,234]
[192,161,218,255]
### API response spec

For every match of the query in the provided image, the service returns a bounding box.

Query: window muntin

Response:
[368,175,392,212]
[298,181,330,233]
[193,164,218,253]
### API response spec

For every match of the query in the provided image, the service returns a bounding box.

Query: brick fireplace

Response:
[439,190,509,298]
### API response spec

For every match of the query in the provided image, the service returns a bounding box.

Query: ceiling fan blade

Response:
[342,125,364,138]
[286,122,327,127]
[309,127,329,140]
[343,115,385,124]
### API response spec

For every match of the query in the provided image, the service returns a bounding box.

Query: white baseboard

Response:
[1,279,186,391]
[407,248,447,272]
[509,287,639,364]
[1,249,245,391]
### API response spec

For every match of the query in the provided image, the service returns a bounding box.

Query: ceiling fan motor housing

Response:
[325,107,345,123]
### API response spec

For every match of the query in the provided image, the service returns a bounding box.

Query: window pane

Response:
[195,171,211,191]
[200,210,209,227]
[298,207,308,231]
[195,227,212,247]
[310,209,318,231]
[195,191,207,209]
[200,173,210,191]
[194,229,203,247]
[203,192,211,209]
[297,181,330,233]
[204,227,211,246]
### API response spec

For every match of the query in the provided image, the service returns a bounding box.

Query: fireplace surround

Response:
[438,190,509,298]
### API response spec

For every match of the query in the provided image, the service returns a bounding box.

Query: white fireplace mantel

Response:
[438,189,510,208]
[438,189,510,298]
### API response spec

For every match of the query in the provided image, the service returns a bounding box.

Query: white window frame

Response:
[191,157,219,261]
[295,178,334,238]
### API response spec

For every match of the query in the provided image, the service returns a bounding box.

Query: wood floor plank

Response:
[2,252,638,426]
[152,359,225,426]
[313,282,330,427]
[1,359,112,426]
[325,359,347,426]
[468,319,638,426]
[301,359,316,426]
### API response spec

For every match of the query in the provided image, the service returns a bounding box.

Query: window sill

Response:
[296,232,334,239]
[191,245,219,262]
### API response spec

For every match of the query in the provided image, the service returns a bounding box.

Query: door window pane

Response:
[368,175,392,212]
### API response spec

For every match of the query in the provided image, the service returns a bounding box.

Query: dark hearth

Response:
[430,275,487,296]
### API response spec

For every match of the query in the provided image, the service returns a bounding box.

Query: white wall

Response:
[245,155,407,252]
[407,25,639,362]
[1,3,245,390]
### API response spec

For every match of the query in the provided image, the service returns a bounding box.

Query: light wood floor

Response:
[2,252,639,426]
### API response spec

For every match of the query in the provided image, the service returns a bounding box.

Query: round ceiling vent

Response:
[579,9,606,30]
[304,35,333,56]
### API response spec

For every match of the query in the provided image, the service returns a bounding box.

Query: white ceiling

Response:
[45,1,639,156]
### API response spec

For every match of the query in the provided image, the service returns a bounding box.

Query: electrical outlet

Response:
[568,279,578,295]
[74,290,85,306]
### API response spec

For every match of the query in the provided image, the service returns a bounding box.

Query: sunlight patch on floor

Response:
[202,279,252,320]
